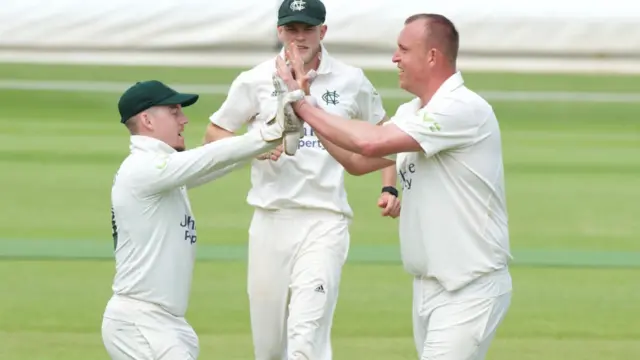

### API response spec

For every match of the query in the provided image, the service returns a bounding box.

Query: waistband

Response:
[416,266,510,288]
[254,206,349,221]
[106,294,173,316]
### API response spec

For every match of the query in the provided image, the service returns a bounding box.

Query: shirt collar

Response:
[428,71,464,105]
[411,71,465,112]
[129,135,176,155]
[277,44,332,75]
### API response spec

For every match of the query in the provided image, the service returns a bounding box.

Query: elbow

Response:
[357,138,380,158]
[337,152,369,176]
[204,123,234,144]
[344,164,368,176]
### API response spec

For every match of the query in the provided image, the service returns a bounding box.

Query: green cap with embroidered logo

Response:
[117,80,199,124]
[278,0,326,26]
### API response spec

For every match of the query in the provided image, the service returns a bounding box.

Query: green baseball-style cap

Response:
[278,0,326,26]
[117,80,199,123]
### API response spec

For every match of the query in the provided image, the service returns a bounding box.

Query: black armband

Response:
[381,186,399,197]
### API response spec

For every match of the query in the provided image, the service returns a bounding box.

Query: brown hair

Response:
[405,13,459,65]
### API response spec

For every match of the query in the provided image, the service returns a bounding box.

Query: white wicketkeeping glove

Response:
[274,73,306,156]
[259,74,305,148]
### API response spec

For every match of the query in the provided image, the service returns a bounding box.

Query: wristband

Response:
[304,95,319,108]
[381,186,399,197]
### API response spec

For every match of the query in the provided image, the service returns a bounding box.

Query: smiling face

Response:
[136,105,189,151]
[391,20,434,96]
[277,22,327,65]
[391,15,459,100]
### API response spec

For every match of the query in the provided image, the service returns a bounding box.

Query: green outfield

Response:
[0,62,638,359]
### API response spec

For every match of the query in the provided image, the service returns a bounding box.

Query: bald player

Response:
[277,13,512,360]
[102,79,298,360]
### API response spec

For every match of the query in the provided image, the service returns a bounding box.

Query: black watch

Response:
[381,186,399,197]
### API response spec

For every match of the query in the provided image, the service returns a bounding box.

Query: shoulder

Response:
[326,56,369,83]
[430,86,494,126]
[112,153,164,191]
[234,58,276,85]
[393,98,421,117]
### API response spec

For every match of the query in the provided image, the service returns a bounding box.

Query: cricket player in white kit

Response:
[203,1,399,359]
[102,79,300,360]
[276,13,513,360]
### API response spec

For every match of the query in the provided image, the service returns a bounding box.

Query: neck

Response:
[304,52,321,74]
[418,69,456,107]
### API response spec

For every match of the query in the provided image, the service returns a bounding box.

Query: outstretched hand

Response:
[275,42,316,95]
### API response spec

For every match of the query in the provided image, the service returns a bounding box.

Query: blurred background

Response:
[0,1,638,359]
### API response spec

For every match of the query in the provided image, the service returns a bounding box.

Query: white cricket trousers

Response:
[101,295,199,360]
[412,267,512,360]
[247,207,350,360]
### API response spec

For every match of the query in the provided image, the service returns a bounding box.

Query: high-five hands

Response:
[264,42,321,156]
[272,73,306,156]
[258,74,305,146]
[275,43,317,96]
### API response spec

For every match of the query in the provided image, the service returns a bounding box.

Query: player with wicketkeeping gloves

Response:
[202,1,400,359]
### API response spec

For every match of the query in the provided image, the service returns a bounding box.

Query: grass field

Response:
[0,62,638,359]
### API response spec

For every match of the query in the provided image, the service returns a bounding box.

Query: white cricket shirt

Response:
[390,72,512,292]
[108,132,275,317]
[210,46,386,217]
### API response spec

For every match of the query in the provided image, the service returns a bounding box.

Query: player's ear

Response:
[276,26,285,41]
[138,111,154,131]
[428,48,437,66]
[319,24,327,40]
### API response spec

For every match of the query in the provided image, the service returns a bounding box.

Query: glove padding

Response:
[260,74,305,144]
[273,73,305,156]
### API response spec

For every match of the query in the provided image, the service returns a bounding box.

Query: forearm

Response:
[145,129,276,194]
[203,123,235,144]
[186,160,250,189]
[381,163,397,187]
[186,130,274,175]
[294,101,384,156]
[318,134,394,176]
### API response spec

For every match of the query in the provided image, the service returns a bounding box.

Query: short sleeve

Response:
[391,105,484,157]
[209,72,258,132]
[355,72,386,125]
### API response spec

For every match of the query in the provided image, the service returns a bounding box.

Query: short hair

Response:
[405,13,459,64]
[124,115,140,134]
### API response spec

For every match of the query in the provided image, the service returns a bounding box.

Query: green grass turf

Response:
[0,260,639,360]
[0,63,639,359]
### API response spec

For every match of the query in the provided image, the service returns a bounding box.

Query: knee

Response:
[287,343,313,360]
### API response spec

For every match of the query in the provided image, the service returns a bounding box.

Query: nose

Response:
[294,31,305,42]
[392,50,400,64]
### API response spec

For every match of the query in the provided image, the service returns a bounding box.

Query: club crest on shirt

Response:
[321,90,340,105]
